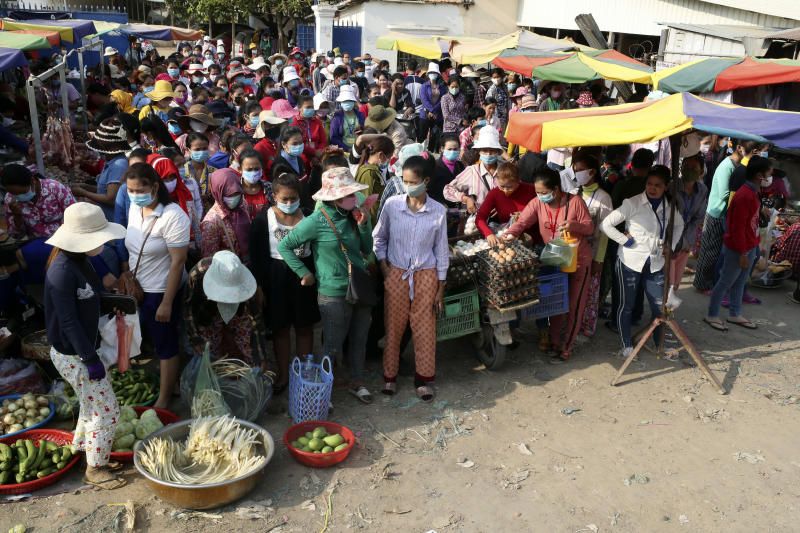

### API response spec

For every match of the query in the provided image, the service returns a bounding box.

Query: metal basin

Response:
[133,419,274,510]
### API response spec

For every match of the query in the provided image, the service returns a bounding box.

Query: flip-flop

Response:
[742,293,762,304]
[415,385,434,403]
[349,386,373,405]
[105,461,124,472]
[727,318,757,329]
[703,317,728,331]
[381,382,396,396]
[84,477,127,491]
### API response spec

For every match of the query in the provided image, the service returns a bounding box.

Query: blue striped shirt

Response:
[373,194,450,299]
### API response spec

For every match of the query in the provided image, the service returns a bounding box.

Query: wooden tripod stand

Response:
[610,134,727,394]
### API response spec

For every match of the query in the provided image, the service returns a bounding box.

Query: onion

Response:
[13,409,25,418]
[36,396,49,406]
[23,400,37,410]
[9,424,22,432]
[7,402,18,412]
[23,418,36,428]
[39,407,51,417]
[2,414,15,425]
[25,408,37,418]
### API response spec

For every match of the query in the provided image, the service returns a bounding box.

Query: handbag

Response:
[117,217,156,304]
[319,208,377,307]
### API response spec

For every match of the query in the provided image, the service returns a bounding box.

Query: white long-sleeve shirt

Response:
[601,192,684,273]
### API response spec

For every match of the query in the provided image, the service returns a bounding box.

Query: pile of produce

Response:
[0,395,50,436]
[112,407,164,452]
[476,242,540,307]
[0,439,75,484]
[289,426,349,454]
[65,369,159,409]
[452,239,491,257]
[137,416,267,485]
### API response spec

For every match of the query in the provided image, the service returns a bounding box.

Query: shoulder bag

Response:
[116,216,156,304]
[319,208,377,307]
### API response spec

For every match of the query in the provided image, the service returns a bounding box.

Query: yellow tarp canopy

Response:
[0,19,74,43]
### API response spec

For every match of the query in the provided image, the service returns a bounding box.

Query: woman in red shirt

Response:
[289,94,328,163]
[239,148,272,221]
[505,167,594,364]
[476,162,538,246]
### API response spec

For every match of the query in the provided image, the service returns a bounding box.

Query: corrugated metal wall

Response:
[662,30,746,64]
[517,0,800,37]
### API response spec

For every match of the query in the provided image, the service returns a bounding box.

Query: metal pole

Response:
[78,47,88,132]
[26,79,44,174]
[59,67,68,122]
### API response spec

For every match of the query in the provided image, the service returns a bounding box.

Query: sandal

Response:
[349,386,373,405]
[703,317,728,331]
[105,461,124,472]
[727,317,757,329]
[742,293,762,305]
[381,382,397,396]
[85,477,127,490]
[415,385,434,403]
[548,355,568,365]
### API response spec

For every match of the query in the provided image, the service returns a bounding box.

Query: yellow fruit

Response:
[323,434,344,447]
[334,443,349,452]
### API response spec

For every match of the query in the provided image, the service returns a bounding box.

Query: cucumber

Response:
[30,440,46,471]
[40,458,53,469]
[0,461,9,472]
[15,473,24,484]
[36,467,55,479]
[44,441,59,453]
[0,471,10,484]
[23,440,35,466]
[50,452,60,463]
[60,447,73,461]
[0,442,11,461]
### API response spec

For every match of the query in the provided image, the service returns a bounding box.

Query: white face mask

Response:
[492,78,501,86]
[575,169,593,186]
[190,119,207,133]
[164,179,178,193]
[761,175,773,188]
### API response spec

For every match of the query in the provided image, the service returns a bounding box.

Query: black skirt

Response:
[268,255,321,330]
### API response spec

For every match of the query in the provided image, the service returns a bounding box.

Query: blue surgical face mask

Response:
[289,79,300,88]
[479,154,498,165]
[167,68,180,78]
[15,188,35,203]
[277,199,300,214]
[302,108,315,118]
[339,78,349,87]
[341,101,355,111]
[537,192,554,204]
[442,149,459,162]
[404,181,427,198]
[242,169,262,184]
[223,194,242,210]
[249,116,260,128]
[129,191,153,207]
[356,71,365,78]
[276,59,284,66]
[364,60,372,66]
[178,167,187,179]
[507,83,517,92]
[167,123,182,135]
[760,150,769,158]
[428,73,438,81]
[288,144,304,157]
[477,119,487,127]
[143,86,154,93]
[190,150,209,162]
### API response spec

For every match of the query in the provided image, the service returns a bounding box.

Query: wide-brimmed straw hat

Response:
[103,46,119,57]
[86,118,131,155]
[148,80,175,102]
[269,53,288,64]
[460,66,479,78]
[312,167,368,202]
[226,64,247,80]
[519,95,538,110]
[203,250,257,304]
[185,63,206,75]
[472,125,502,151]
[365,105,397,131]
[249,56,269,71]
[178,104,222,129]
[253,110,286,139]
[271,99,296,119]
[46,203,126,254]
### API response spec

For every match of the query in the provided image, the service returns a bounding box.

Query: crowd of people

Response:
[1,37,798,486]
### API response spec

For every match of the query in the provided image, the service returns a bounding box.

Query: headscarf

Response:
[209,168,250,257]
[110,89,135,114]
[147,153,193,216]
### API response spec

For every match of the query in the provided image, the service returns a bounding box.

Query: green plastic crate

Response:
[436,287,481,341]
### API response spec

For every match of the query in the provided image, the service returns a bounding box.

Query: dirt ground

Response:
[2,271,800,533]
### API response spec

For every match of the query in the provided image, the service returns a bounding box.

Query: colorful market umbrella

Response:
[376,32,463,59]
[450,30,594,64]
[652,56,800,94]
[1,19,76,43]
[0,46,28,71]
[506,92,800,152]
[10,29,60,47]
[493,50,652,84]
[0,30,51,51]
[22,19,96,43]
[117,23,202,41]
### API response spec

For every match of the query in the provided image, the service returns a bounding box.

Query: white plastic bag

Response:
[98,313,142,370]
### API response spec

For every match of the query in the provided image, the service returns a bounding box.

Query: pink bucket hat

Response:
[576,91,595,107]
[312,167,368,202]
[512,87,528,98]
[271,99,296,120]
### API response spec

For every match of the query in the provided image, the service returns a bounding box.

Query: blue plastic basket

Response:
[288,356,333,424]
[523,272,569,319]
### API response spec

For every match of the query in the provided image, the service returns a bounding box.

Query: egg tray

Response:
[446,255,479,290]
[479,269,539,291]
[479,283,541,308]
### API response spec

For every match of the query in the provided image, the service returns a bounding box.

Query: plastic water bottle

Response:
[301,354,317,383]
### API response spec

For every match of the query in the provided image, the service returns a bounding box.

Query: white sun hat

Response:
[427,62,440,74]
[46,203,126,253]
[203,250,257,304]
[282,66,300,82]
[336,85,358,103]
[472,125,503,151]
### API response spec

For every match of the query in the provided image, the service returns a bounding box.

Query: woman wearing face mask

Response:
[441,76,466,134]
[271,127,312,207]
[330,86,364,151]
[601,166,684,358]
[165,60,188,86]
[133,75,155,109]
[355,135,395,223]
[669,155,708,293]
[443,125,503,213]
[278,167,375,405]
[538,82,564,112]
[505,167,595,364]
[431,135,464,208]
[290,94,328,162]
[147,153,203,251]
[269,53,288,80]
[173,82,189,109]
[138,80,175,122]
[486,68,509,130]
[122,163,190,407]
[183,132,218,212]
[200,168,252,261]
[250,173,320,389]
[72,119,129,222]
[186,64,208,89]
[373,155,448,401]
[388,73,414,119]
[476,162,537,247]
[419,62,447,152]
[459,107,487,158]
[44,202,127,489]
[238,100,263,137]
[569,153,613,338]
[226,134,254,173]
[239,149,271,220]
[253,110,287,176]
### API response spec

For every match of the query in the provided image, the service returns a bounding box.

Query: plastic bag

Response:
[0,359,45,395]
[98,312,142,371]
[191,343,230,418]
[540,238,572,266]
[49,381,78,421]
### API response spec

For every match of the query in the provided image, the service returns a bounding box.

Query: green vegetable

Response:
[297,436,309,446]
[301,446,311,452]
[312,427,327,439]
[114,422,135,439]
[334,443,349,452]
[30,440,46,471]
[0,443,11,462]
[321,446,333,453]
[36,468,55,479]
[112,434,135,451]
[305,432,313,439]
[44,442,58,453]
[323,434,344,447]
[119,406,137,423]
[56,460,67,470]
[308,438,323,451]
[0,471,10,484]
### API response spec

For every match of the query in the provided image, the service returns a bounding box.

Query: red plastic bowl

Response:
[0,429,80,495]
[283,420,355,468]
[110,406,180,463]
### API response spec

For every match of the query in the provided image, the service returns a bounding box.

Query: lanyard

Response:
[544,200,563,233]
[651,200,666,240]
[584,188,598,211]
